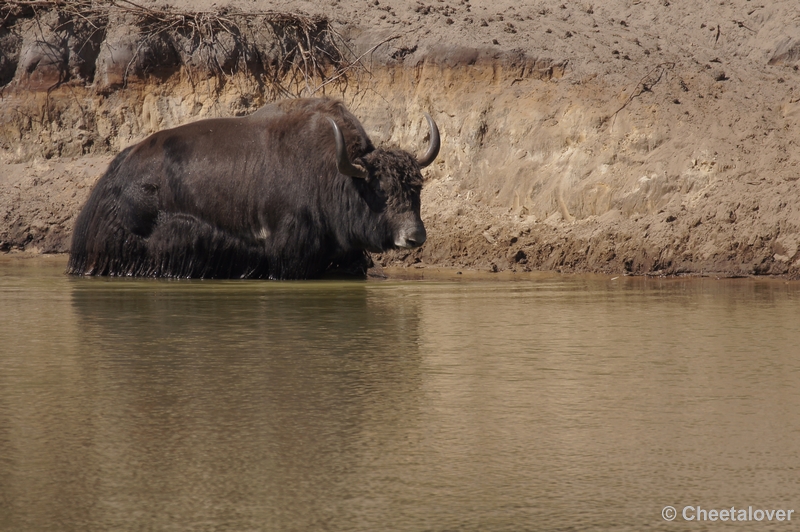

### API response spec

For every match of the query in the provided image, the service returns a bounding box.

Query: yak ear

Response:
[328,118,368,179]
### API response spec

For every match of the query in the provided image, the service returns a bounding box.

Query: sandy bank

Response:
[2,0,800,277]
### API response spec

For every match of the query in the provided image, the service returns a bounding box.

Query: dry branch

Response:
[2,0,363,97]
[611,62,675,130]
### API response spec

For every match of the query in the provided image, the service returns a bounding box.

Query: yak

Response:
[66,98,440,279]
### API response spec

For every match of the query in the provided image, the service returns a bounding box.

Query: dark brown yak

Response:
[67,98,439,279]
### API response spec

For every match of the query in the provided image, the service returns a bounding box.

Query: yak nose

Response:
[396,225,427,248]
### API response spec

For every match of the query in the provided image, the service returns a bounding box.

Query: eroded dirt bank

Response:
[2,0,800,276]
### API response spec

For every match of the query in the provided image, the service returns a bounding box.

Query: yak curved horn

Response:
[416,113,440,168]
[328,118,368,179]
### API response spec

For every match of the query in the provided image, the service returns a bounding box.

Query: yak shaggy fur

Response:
[66,98,429,279]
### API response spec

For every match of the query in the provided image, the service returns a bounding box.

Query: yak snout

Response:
[395,223,427,249]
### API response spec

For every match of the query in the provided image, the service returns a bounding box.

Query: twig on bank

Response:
[733,20,756,33]
[611,62,675,130]
[311,35,400,95]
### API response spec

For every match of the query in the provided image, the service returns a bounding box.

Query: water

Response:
[1,256,799,531]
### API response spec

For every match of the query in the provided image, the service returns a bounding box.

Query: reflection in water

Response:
[1,257,800,531]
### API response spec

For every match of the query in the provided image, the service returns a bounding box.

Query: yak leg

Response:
[324,249,373,278]
[146,213,268,279]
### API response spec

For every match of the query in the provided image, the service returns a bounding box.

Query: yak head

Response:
[328,114,440,253]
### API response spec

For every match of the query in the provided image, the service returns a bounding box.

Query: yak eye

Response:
[366,176,386,195]
[142,183,159,195]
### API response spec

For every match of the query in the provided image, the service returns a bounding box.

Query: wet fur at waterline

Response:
[67,98,440,279]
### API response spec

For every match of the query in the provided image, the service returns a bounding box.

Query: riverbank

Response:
[2,0,799,277]
[5,251,797,288]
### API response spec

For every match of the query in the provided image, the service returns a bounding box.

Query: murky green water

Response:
[1,256,799,531]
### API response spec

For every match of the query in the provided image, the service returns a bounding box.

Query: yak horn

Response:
[416,113,440,168]
[328,118,368,179]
